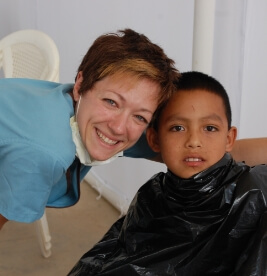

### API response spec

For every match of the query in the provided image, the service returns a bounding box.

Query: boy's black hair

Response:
[151,71,232,130]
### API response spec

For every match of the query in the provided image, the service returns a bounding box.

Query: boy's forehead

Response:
[170,89,223,106]
[162,89,227,119]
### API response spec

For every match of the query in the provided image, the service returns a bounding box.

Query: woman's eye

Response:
[171,125,184,132]
[135,115,148,124]
[205,126,217,132]
[104,98,116,106]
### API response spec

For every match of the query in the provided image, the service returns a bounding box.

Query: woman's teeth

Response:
[97,130,117,145]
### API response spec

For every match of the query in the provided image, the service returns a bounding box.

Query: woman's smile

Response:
[96,129,119,145]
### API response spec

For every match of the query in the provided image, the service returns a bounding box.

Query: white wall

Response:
[212,0,267,138]
[1,0,267,213]
[238,0,267,138]
[0,0,194,83]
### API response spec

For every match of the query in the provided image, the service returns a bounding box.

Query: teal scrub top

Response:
[0,78,156,223]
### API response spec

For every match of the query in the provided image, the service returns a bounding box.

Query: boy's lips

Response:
[96,129,119,145]
[184,156,205,167]
[185,157,203,162]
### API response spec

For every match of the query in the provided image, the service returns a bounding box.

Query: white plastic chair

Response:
[0,29,59,81]
[0,29,60,258]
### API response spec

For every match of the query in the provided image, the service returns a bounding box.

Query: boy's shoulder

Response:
[237,163,267,200]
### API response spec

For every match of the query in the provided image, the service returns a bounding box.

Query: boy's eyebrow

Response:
[200,114,224,123]
[164,113,224,123]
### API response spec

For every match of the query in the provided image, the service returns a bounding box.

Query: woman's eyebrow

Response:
[106,90,154,114]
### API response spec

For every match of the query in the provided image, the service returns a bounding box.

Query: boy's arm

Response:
[235,211,267,275]
[0,214,8,230]
[230,138,267,166]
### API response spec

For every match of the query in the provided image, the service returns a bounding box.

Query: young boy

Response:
[68,72,267,276]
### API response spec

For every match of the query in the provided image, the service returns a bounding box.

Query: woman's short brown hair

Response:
[76,29,179,105]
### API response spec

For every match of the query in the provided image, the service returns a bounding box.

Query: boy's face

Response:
[147,89,237,178]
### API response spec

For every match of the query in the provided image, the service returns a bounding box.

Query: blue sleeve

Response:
[0,142,65,223]
[123,132,157,159]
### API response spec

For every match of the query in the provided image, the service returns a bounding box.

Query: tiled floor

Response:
[0,181,120,276]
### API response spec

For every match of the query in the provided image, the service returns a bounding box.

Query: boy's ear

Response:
[226,126,237,152]
[73,71,83,101]
[146,127,161,153]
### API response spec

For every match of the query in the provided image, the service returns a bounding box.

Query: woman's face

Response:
[73,72,160,161]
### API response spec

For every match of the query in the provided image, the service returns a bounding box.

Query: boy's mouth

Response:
[185,157,203,162]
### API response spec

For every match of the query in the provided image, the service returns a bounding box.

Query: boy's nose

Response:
[185,132,202,148]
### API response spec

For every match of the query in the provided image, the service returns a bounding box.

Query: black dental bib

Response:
[162,153,246,221]
[69,154,267,276]
[119,154,249,258]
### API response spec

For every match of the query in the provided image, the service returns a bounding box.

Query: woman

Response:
[0,28,178,228]
[0,29,266,229]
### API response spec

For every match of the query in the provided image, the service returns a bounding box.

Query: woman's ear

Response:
[146,127,161,153]
[226,126,237,152]
[73,71,83,101]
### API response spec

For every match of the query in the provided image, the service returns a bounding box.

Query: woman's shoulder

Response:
[0,79,76,168]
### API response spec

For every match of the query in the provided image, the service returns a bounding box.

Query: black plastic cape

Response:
[68,154,267,276]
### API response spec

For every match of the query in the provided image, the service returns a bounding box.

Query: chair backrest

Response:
[0,29,59,82]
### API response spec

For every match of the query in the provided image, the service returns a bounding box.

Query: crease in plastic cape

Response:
[68,153,267,276]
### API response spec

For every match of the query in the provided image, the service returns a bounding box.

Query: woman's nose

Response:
[108,112,128,134]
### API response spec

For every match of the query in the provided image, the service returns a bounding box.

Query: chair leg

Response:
[35,211,52,258]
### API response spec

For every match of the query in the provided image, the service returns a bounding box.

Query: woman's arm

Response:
[231,137,267,166]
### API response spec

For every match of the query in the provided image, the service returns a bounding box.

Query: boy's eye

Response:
[205,126,218,132]
[171,125,184,132]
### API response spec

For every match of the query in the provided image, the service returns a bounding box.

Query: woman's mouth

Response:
[96,130,118,145]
